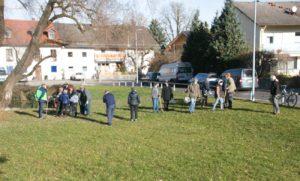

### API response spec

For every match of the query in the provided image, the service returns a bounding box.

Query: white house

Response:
[234,1,300,76]
[0,19,159,81]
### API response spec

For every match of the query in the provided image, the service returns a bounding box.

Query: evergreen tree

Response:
[211,0,248,72]
[181,10,212,73]
[148,19,167,49]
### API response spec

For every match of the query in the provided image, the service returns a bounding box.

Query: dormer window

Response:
[48,29,55,40]
[5,29,12,38]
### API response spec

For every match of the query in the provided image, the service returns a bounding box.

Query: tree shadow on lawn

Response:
[0,155,8,175]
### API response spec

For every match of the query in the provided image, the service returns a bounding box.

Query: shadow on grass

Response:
[77,116,108,125]
[116,107,153,113]
[14,111,37,118]
[95,112,128,121]
[0,155,8,175]
[231,108,271,114]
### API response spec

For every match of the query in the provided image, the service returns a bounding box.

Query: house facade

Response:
[164,31,190,61]
[234,1,300,76]
[0,19,159,81]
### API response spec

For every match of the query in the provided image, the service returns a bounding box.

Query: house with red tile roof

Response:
[0,19,159,81]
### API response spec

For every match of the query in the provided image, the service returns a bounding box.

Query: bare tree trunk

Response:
[0,0,4,44]
[0,0,54,109]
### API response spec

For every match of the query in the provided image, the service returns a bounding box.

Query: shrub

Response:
[277,75,300,88]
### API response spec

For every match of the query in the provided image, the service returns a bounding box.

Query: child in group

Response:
[55,87,64,116]
[59,89,70,116]
[212,79,225,111]
[69,87,79,117]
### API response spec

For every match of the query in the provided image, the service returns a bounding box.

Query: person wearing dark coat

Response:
[103,90,115,126]
[161,82,173,111]
[78,86,92,115]
[128,88,140,121]
[270,75,280,115]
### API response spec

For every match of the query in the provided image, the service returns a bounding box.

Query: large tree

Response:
[210,0,248,72]
[148,19,167,49]
[160,1,192,41]
[0,0,97,109]
[181,10,212,73]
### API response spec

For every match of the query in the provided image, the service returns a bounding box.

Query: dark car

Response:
[189,73,218,89]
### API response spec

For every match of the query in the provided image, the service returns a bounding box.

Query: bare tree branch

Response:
[23,55,53,78]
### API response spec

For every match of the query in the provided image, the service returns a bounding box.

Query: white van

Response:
[0,68,8,82]
[158,62,193,82]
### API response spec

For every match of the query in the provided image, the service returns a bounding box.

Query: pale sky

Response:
[4,0,297,25]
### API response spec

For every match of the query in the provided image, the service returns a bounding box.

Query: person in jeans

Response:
[161,82,173,111]
[225,73,236,109]
[128,87,140,121]
[151,83,160,112]
[35,84,48,119]
[103,90,115,126]
[270,75,280,115]
[212,80,225,111]
[187,78,200,113]
[59,89,70,116]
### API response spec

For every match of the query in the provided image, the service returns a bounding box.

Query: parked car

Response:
[221,68,259,90]
[70,73,84,81]
[158,62,193,82]
[144,72,159,81]
[190,73,218,89]
[0,68,8,82]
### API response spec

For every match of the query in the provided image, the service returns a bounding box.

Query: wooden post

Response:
[150,82,152,89]
[173,84,176,92]
[140,82,143,88]
[132,82,134,87]
[118,82,121,87]
[125,82,127,87]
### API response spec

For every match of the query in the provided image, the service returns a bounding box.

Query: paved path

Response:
[235,90,300,107]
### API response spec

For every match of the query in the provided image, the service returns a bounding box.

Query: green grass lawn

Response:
[0,86,299,180]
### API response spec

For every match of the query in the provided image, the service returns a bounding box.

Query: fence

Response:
[111,81,189,92]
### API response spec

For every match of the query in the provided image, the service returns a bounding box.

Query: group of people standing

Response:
[35,73,282,125]
[185,73,236,113]
[35,84,91,119]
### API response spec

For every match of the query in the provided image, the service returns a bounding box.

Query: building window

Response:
[48,30,55,40]
[295,32,300,36]
[294,59,298,69]
[5,29,12,38]
[51,66,57,73]
[101,50,106,53]
[82,66,87,72]
[68,66,74,69]
[50,49,57,58]
[6,49,13,62]
[82,52,87,57]
[267,36,274,44]
[68,52,73,57]
[6,66,14,74]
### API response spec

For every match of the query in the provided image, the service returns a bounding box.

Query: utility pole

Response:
[251,0,257,102]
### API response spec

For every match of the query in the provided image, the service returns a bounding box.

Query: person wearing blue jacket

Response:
[59,89,70,116]
[103,90,115,126]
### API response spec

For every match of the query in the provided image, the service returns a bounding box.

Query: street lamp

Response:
[250,0,258,102]
[135,28,143,84]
